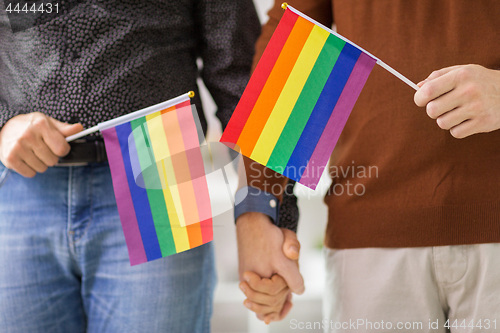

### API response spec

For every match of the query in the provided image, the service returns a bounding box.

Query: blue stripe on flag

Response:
[284,43,361,181]
[116,122,163,261]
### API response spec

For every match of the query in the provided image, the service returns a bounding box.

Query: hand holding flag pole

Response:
[281,3,419,91]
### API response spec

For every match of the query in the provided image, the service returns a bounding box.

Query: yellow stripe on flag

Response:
[160,160,190,252]
[250,25,329,164]
[146,115,190,251]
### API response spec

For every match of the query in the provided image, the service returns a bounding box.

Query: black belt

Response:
[57,138,107,165]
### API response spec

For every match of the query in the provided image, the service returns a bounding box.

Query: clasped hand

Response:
[237,212,304,324]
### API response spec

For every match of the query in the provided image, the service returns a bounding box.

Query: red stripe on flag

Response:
[220,9,298,145]
[200,218,213,244]
[236,15,313,156]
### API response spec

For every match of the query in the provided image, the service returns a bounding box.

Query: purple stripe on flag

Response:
[102,127,148,265]
[299,53,376,189]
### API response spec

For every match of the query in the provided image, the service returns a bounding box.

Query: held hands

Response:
[237,212,304,324]
[0,112,83,177]
[414,65,500,138]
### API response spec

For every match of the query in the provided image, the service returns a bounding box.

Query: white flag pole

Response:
[65,125,100,142]
[283,3,419,91]
[376,60,419,90]
[66,91,195,142]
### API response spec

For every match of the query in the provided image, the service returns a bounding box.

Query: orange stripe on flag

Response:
[186,223,203,248]
[236,17,314,156]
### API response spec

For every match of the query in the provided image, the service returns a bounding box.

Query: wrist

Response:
[234,186,280,225]
[236,211,273,227]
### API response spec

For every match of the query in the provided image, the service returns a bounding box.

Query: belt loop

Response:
[95,139,105,163]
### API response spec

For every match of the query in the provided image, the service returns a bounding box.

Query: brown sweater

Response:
[249,0,500,248]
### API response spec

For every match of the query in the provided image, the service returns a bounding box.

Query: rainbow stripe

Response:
[220,8,376,189]
[102,101,212,265]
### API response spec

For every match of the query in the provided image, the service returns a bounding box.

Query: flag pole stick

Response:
[282,3,419,91]
[376,60,419,90]
[66,125,100,142]
[66,91,195,142]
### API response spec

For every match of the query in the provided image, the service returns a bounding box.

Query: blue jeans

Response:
[0,162,216,333]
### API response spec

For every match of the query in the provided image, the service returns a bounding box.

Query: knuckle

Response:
[54,144,70,157]
[47,157,59,167]
[4,154,17,168]
[32,114,49,129]
[462,84,479,100]
[12,141,24,153]
[20,129,35,142]
[456,66,472,82]
[245,277,258,289]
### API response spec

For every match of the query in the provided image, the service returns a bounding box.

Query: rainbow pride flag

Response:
[101,95,212,265]
[220,5,377,190]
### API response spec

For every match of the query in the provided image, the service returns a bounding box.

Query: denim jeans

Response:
[0,162,216,333]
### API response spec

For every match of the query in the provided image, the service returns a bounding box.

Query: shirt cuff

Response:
[234,186,280,225]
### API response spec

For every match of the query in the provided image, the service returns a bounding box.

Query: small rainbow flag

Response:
[100,94,212,265]
[220,5,377,190]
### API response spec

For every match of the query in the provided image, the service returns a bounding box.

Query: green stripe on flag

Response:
[131,117,176,257]
[266,35,346,170]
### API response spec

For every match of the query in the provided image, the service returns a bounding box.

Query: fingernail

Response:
[244,275,250,283]
[239,285,246,293]
[244,301,251,309]
[289,246,299,254]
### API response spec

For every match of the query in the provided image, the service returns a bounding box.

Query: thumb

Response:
[49,118,84,137]
[281,228,300,261]
[278,260,305,295]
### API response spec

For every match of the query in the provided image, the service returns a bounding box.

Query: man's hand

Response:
[237,212,304,323]
[239,272,292,324]
[414,64,500,139]
[0,113,83,177]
